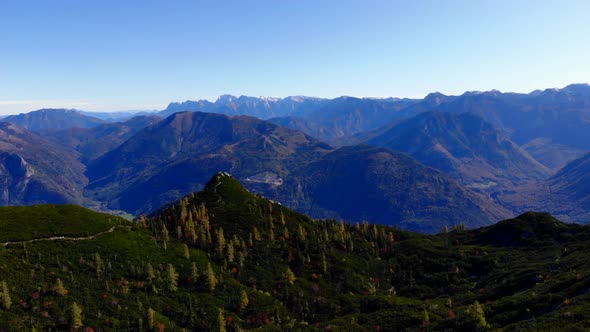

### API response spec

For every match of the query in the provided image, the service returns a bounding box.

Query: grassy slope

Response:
[0,205,119,242]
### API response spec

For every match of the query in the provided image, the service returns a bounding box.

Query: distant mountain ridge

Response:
[366,112,550,191]
[397,84,590,168]
[157,84,590,170]
[47,115,161,162]
[162,95,419,141]
[3,108,106,132]
[161,95,326,118]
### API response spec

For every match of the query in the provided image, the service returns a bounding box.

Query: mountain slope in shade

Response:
[84,111,510,231]
[520,137,585,171]
[3,109,106,132]
[500,153,590,223]
[85,111,332,213]
[288,145,511,232]
[394,84,590,169]
[0,122,88,205]
[367,112,550,191]
[47,115,161,162]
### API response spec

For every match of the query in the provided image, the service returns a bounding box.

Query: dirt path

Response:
[1,225,130,247]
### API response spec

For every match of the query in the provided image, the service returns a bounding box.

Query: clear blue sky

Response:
[1,0,589,113]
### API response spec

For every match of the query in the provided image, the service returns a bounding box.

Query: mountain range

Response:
[162,95,419,141]
[82,111,506,232]
[1,83,590,230]
[157,84,590,171]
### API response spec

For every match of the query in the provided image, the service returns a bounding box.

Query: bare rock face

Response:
[0,153,34,204]
[0,122,88,206]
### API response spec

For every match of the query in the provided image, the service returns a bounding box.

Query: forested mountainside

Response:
[500,152,590,223]
[366,112,549,192]
[47,115,161,163]
[3,109,106,132]
[83,112,508,231]
[1,173,589,331]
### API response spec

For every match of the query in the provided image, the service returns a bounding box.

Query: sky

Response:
[1,0,589,114]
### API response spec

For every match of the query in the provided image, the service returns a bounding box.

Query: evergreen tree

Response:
[196,203,208,223]
[71,302,83,329]
[167,264,179,292]
[206,263,218,291]
[387,231,395,243]
[162,224,169,242]
[162,224,169,250]
[147,308,155,329]
[248,232,254,247]
[283,267,296,285]
[179,199,188,223]
[95,253,104,278]
[297,224,307,241]
[1,281,11,310]
[423,309,430,325]
[466,301,490,330]
[199,225,209,249]
[226,243,235,263]
[321,253,328,274]
[322,228,329,242]
[183,244,190,259]
[217,308,226,332]
[253,227,261,241]
[239,290,249,311]
[147,263,156,282]
[216,228,226,257]
[191,262,199,281]
[54,278,68,296]
[236,251,245,269]
[185,219,197,243]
